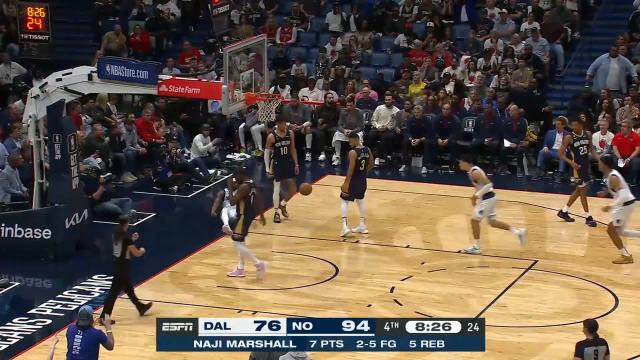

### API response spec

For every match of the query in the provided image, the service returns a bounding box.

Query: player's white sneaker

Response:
[305,152,312,162]
[318,152,326,161]
[421,166,428,174]
[515,228,528,246]
[351,224,369,234]
[340,226,351,237]
[332,155,341,166]
[222,225,232,235]
[374,158,381,167]
[399,165,407,172]
[462,244,481,255]
[256,261,267,279]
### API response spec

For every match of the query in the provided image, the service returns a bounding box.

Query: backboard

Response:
[221,34,268,115]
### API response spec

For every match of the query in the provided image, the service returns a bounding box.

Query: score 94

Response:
[341,320,371,332]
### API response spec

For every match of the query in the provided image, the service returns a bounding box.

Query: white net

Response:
[256,96,282,123]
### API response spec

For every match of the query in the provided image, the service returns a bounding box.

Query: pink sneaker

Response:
[227,268,246,277]
[255,261,267,279]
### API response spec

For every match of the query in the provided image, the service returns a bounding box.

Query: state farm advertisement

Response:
[157,77,223,100]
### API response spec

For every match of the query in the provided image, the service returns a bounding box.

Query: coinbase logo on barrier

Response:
[97,57,161,86]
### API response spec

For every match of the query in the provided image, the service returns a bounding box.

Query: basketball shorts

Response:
[231,213,253,242]
[572,162,591,186]
[341,183,366,202]
[273,160,296,182]
[473,192,497,221]
[612,200,636,228]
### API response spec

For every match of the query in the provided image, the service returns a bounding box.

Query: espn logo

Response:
[157,318,197,336]
[162,323,193,331]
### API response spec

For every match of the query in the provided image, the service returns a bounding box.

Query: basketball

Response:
[299,183,312,196]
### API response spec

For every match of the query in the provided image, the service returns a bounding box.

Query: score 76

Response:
[254,320,282,332]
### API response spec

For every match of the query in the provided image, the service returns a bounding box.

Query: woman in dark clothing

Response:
[100,216,152,325]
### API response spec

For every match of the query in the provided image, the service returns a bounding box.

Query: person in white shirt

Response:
[290,57,307,77]
[520,13,540,38]
[592,119,614,155]
[268,74,292,99]
[298,77,322,102]
[535,116,568,178]
[325,35,343,62]
[325,4,346,33]
[162,57,181,75]
[485,0,501,22]
[190,124,221,177]
[0,52,27,86]
[368,94,400,166]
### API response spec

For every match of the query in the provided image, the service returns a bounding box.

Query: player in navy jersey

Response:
[574,319,610,360]
[340,132,374,237]
[226,167,268,279]
[265,117,299,223]
[558,117,599,227]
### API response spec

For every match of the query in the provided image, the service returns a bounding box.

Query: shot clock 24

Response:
[18,2,52,43]
[156,317,486,352]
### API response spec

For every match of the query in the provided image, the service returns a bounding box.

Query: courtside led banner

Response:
[97,57,161,85]
[157,77,223,100]
[156,318,485,352]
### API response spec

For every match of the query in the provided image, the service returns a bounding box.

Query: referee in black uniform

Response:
[99,216,152,324]
[574,319,610,360]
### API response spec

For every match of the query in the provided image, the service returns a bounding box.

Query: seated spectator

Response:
[330,64,349,95]
[325,3,346,34]
[108,125,137,183]
[145,9,170,56]
[123,117,147,174]
[612,119,640,185]
[136,107,165,154]
[276,17,297,45]
[616,96,640,125]
[477,48,499,75]
[129,0,147,20]
[325,35,343,62]
[508,33,525,58]
[318,79,339,103]
[472,104,502,169]
[190,124,221,177]
[289,2,309,32]
[527,0,545,23]
[83,166,134,219]
[426,102,460,170]
[520,13,540,38]
[177,41,202,72]
[520,43,546,79]
[511,58,534,90]
[245,0,266,28]
[101,24,127,57]
[400,104,432,173]
[462,30,484,58]
[494,9,516,43]
[0,153,28,204]
[355,86,379,112]
[156,0,181,27]
[298,77,322,102]
[484,31,505,57]
[234,15,256,39]
[369,93,401,166]
[408,72,427,101]
[587,47,638,96]
[269,74,292,99]
[541,12,565,76]
[524,28,549,65]
[370,73,390,98]
[500,105,528,176]
[475,9,495,40]
[535,116,569,178]
[394,30,415,53]
[485,0,501,22]
[261,15,278,43]
[282,92,313,160]
[592,119,614,156]
[3,124,23,155]
[314,93,341,161]
[332,96,365,165]
[128,25,152,60]
[354,20,375,53]
[82,123,112,167]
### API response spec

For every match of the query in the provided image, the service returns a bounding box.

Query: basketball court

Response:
[16,174,640,359]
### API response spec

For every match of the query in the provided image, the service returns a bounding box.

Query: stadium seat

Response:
[390,53,404,68]
[376,36,395,51]
[370,52,389,67]
[289,47,308,60]
[274,15,284,25]
[298,32,317,48]
[318,33,331,47]
[308,48,319,62]
[358,66,376,81]
[278,2,292,15]
[310,18,325,33]
[379,68,396,82]
[413,22,427,37]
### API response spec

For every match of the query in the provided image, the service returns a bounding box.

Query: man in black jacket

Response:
[472,105,502,170]
[500,105,529,176]
[314,92,341,161]
[428,103,460,170]
[400,105,433,174]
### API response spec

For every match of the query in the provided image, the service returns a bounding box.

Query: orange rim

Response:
[245,92,282,106]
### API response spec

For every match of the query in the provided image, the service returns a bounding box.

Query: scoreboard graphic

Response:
[156,318,485,352]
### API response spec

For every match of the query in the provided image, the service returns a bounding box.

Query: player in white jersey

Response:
[597,154,640,264]
[458,154,528,254]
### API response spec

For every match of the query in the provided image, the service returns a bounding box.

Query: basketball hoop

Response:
[245,92,282,124]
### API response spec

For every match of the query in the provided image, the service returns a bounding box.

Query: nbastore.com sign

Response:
[97,57,161,85]
[157,77,223,100]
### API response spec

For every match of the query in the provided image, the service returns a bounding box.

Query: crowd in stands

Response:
[1,0,640,215]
